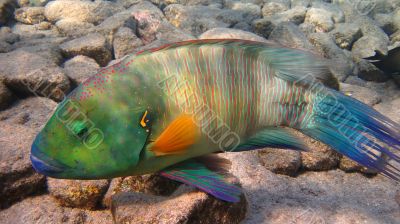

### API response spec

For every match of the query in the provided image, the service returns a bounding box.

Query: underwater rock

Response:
[55,18,95,38]
[95,10,137,45]
[352,35,389,59]
[60,33,112,67]
[374,97,400,124]
[63,55,101,85]
[261,2,288,17]
[164,4,229,36]
[0,27,19,44]
[311,1,345,24]
[269,22,314,50]
[330,23,362,50]
[111,176,247,224]
[258,149,301,176]
[0,81,13,110]
[113,27,143,59]
[103,174,181,208]
[305,8,335,32]
[299,132,341,171]
[199,27,267,42]
[339,83,381,106]
[14,6,45,25]
[0,97,57,129]
[0,0,18,25]
[354,58,390,82]
[0,49,70,101]
[47,178,110,210]
[374,13,397,36]
[0,123,46,209]
[223,151,400,223]
[44,0,124,24]
[224,2,261,23]
[0,195,113,224]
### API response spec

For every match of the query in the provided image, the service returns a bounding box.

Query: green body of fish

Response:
[31,40,400,202]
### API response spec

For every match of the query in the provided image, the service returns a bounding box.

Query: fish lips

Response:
[30,143,69,176]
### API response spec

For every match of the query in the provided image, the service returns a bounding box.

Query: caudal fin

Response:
[301,89,400,181]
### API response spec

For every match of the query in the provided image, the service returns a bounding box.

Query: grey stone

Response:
[0,97,57,130]
[0,27,19,44]
[0,0,18,25]
[261,2,288,17]
[17,0,48,7]
[354,59,390,82]
[63,55,100,85]
[225,2,261,22]
[291,0,310,8]
[14,41,64,65]
[94,10,137,44]
[113,27,143,59]
[258,149,301,176]
[0,195,113,224]
[330,23,362,50]
[271,6,307,25]
[164,4,229,36]
[0,49,70,101]
[223,151,400,223]
[374,13,397,35]
[311,1,345,23]
[55,18,95,37]
[352,35,389,59]
[47,178,110,210]
[11,23,60,38]
[308,32,354,81]
[0,81,13,110]
[102,174,181,208]
[112,176,247,224]
[269,22,315,50]
[199,27,267,42]
[252,17,276,38]
[0,122,46,209]
[14,6,45,24]
[0,41,13,53]
[305,8,335,32]
[44,0,124,24]
[298,22,316,36]
[60,33,112,67]
[393,9,400,33]
[354,16,390,50]
[339,82,381,106]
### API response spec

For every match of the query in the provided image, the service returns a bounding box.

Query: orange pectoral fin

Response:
[150,115,200,156]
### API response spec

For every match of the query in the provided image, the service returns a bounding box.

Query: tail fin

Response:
[301,88,400,181]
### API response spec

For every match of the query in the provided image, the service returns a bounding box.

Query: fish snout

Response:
[30,143,68,176]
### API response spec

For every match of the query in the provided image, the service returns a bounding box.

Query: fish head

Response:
[30,72,157,179]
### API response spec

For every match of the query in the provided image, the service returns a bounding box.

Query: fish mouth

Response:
[30,143,69,176]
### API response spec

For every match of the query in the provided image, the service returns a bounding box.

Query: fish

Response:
[30,39,400,202]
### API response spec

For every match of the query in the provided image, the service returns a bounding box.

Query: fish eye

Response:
[71,121,88,138]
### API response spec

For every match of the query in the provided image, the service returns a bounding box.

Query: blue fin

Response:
[234,127,308,152]
[160,161,242,202]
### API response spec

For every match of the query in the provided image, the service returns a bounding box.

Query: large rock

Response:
[14,6,45,24]
[0,27,19,44]
[55,18,95,37]
[132,5,194,44]
[0,195,113,224]
[164,4,229,36]
[352,35,389,59]
[103,174,181,208]
[63,55,100,85]
[60,33,112,67]
[308,32,354,81]
[0,122,46,209]
[258,149,301,176]
[0,49,70,101]
[111,177,247,224]
[47,178,110,210]
[261,2,288,17]
[224,1,261,22]
[113,27,143,59]
[0,81,13,110]
[94,9,137,43]
[311,1,345,24]
[222,151,400,223]
[305,7,335,32]
[339,83,381,106]
[0,97,57,130]
[330,23,362,50]
[199,27,267,42]
[44,0,124,24]
[252,6,307,38]
[354,59,390,82]
[268,22,314,50]
[0,0,18,25]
